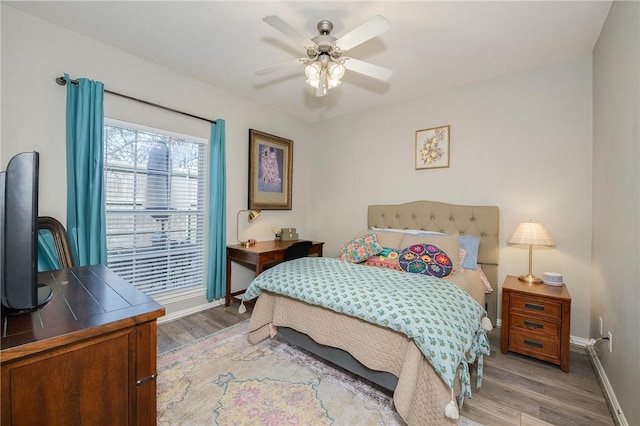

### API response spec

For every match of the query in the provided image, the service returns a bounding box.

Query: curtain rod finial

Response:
[55,76,67,86]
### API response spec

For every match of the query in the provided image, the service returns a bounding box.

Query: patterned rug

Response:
[157,320,482,425]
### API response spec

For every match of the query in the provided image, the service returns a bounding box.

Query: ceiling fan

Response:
[256,15,393,97]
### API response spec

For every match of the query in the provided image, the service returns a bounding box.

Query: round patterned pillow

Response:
[398,244,453,278]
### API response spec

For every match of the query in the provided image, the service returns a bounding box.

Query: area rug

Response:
[157,320,482,425]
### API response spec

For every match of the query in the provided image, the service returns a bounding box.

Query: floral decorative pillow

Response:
[364,248,402,270]
[398,244,453,278]
[339,233,383,263]
[399,233,460,272]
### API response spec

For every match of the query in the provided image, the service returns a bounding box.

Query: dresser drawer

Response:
[510,294,561,319]
[509,312,559,338]
[508,330,560,362]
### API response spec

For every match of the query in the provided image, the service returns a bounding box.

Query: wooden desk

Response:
[226,240,324,306]
[1,265,165,425]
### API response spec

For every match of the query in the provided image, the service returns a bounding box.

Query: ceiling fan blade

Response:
[343,57,393,81]
[335,15,390,52]
[263,16,318,49]
[256,58,307,75]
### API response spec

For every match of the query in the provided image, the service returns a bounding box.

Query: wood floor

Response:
[157,305,614,426]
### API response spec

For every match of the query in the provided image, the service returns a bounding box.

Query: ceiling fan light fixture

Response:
[304,62,321,80]
[305,78,320,88]
[257,15,392,96]
[327,78,341,89]
[328,62,345,80]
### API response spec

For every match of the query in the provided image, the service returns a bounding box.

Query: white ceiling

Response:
[5,1,611,124]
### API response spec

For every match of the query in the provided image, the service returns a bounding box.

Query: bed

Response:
[244,200,499,425]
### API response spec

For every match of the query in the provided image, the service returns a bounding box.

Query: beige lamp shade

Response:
[508,221,555,283]
[508,221,555,246]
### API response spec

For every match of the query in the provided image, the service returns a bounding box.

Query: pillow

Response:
[357,230,404,250]
[478,267,493,293]
[377,229,479,271]
[459,235,481,269]
[458,248,467,272]
[364,247,402,270]
[398,244,453,278]
[399,233,460,271]
[446,268,486,304]
[339,233,383,263]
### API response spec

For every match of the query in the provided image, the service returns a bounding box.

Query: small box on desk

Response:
[281,232,298,241]
[276,227,298,241]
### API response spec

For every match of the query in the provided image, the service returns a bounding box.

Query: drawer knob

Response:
[524,339,544,349]
[524,302,544,311]
[524,320,543,329]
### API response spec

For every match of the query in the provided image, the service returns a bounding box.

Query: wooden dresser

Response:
[500,275,571,372]
[1,265,165,425]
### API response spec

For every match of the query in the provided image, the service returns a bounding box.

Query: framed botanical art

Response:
[248,129,293,210]
[415,125,450,170]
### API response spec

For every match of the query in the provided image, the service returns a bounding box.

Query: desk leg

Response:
[225,255,232,307]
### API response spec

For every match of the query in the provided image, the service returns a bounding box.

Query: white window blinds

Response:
[103,120,207,295]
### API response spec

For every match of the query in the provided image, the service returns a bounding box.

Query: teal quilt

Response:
[244,257,490,403]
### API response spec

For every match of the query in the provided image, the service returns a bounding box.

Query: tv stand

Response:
[1,265,165,425]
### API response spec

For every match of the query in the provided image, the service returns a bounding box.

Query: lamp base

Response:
[518,274,543,284]
[240,240,251,248]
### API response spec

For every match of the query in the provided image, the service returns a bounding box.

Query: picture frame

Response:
[415,125,450,170]
[248,129,293,210]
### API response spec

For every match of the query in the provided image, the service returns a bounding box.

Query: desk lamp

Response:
[236,209,262,247]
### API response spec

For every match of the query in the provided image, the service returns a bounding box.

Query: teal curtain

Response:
[206,119,227,301]
[38,230,60,272]
[64,73,107,266]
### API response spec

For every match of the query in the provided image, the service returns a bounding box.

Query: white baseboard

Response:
[152,286,226,325]
[585,344,628,425]
[570,335,590,347]
[157,298,223,324]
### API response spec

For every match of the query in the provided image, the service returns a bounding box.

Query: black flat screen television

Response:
[0,151,52,313]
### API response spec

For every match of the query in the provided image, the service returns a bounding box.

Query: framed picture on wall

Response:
[248,129,293,210]
[415,125,450,169]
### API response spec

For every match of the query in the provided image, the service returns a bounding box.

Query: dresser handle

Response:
[524,339,543,348]
[524,320,543,329]
[524,302,544,311]
[136,374,157,386]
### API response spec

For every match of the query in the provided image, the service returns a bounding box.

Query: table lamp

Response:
[236,209,262,247]
[508,220,555,283]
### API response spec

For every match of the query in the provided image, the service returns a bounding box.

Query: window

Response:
[103,119,207,295]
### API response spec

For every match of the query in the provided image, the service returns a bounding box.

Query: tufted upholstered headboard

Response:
[368,200,499,323]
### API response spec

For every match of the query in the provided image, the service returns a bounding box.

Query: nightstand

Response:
[500,275,571,372]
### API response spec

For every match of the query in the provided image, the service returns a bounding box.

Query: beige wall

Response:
[592,1,640,424]
[308,56,594,339]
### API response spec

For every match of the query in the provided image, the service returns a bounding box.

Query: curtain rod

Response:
[55,76,217,125]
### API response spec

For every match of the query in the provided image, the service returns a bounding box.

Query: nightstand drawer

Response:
[510,294,561,319]
[508,330,560,361]
[509,312,559,337]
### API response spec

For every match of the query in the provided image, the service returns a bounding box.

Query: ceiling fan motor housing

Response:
[317,20,333,35]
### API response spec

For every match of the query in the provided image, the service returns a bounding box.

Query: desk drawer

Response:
[511,294,561,319]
